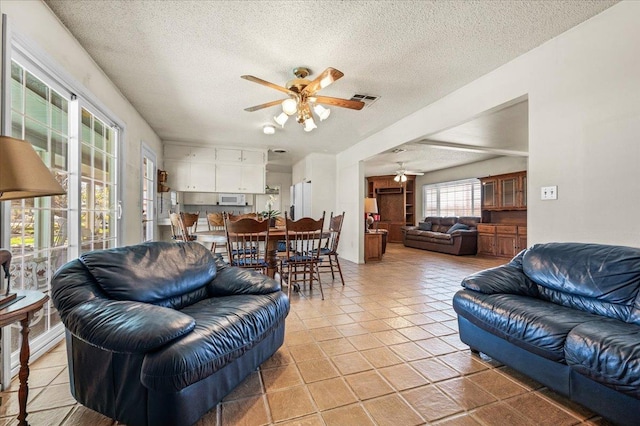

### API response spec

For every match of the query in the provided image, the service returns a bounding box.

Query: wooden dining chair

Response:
[317,212,345,286]
[281,212,326,299]
[206,211,228,258]
[169,211,199,242]
[224,213,270,274]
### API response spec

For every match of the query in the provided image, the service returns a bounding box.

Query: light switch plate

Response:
[541,186,558,200]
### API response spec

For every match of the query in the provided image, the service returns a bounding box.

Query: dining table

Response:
[193,227,329,279]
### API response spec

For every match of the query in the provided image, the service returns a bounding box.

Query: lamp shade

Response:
[364,197,378,214]
[0,136,66,200]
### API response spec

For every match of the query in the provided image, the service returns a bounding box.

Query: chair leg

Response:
[328,256,335,279]
[333,254,345,286]
[315,263,324,300]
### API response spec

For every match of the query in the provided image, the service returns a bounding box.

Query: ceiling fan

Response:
[241,67,365,132]
[394,162,424,182]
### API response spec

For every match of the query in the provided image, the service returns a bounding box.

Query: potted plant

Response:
[260,195,280,227]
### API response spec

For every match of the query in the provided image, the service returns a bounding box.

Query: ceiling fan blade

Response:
[404,171,424,176]
[313,96,365,110]
[244,99,288,112]
[241,75,295,96]
[301,68,344,96]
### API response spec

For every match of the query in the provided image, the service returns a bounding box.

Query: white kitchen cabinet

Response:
[215,164,265,194]
[216,148,265,164]
[182,192,218,205]
[165,159,216,192]
[165,144,216,162]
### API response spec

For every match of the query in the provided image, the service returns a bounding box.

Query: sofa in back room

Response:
[453,242,640,426]
[51,241,290,426]
[402,216,480,255]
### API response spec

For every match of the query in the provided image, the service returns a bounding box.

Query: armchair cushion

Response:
[64,299,195,353]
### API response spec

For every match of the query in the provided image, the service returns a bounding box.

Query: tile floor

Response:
[0,244,614,425]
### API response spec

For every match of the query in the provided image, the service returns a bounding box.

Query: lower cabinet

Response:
[478,224,527,258]
[365,233,382,262]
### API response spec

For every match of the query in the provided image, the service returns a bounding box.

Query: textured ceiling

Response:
[45,0,616,172]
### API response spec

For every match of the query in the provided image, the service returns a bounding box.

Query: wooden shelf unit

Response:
[478,171,527,258]
[366,175,416,243]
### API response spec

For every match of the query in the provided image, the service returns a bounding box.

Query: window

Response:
[141,145,156,242]
[3,58,120,381]
[423,178,481,217]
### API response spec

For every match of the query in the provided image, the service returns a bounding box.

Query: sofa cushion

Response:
[80,242,216,306]
[453,291,602,362]
[565,319,640,399]
[523,243,640,324]
[418,221,432,231]
[446,223,469,234]
[140,291,289,392]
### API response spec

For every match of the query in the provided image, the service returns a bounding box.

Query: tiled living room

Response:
[0,245,612,425]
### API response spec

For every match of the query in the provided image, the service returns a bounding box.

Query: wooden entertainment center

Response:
[477,170,527,258]
[366,175,415,243]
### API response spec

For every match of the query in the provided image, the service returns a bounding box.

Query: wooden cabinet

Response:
[366,175,415,243]
[364,232,382,262]
[480,171,526,211]
[477,223,527,258]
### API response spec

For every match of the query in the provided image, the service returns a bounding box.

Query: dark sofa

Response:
[51,241,289,426]
[453,242,640,425]
[403,216,480,255]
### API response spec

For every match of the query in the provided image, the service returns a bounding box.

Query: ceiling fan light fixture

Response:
[401,174,407,182]
[274,112,288,127]
[263,124,276,135]
[394,175,401,182]
[303,117,317,132]
[313,104,331,121]
[282,98,297,115]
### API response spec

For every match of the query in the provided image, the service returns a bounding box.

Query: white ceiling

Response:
[44,0,616,173]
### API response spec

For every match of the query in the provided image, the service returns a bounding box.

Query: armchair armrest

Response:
[64,299,195,354]
[461,253,538,296]
[208,266,281,296]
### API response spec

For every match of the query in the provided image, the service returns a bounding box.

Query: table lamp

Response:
[364,197,378,231]
[0,136,66,308]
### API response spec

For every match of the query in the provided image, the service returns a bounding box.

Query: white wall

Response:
[413,156,528,223]
[292,153,337,222]
[1,1,163,245]
[337,1,640,262]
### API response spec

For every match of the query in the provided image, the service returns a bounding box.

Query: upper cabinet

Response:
[164,144,266,193]
[480,171,526,210]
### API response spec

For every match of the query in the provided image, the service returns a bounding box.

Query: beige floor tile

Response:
[372,330,410,346]
[260,346,294,369]
[403,384,464,421]
[433,413,483,425]
[437,377,498,410]
[363,394,424,426]
[331,352,374,375]
[266,386,316,422]
[505,393,582,426]
[220,395,269,426]
[317,338,357,357]
[261,364,303,391]
[307,378,357,411]
[309,326,342,341]
[438,352,489,375]
[6,365,64,392]
[346,334,383,351]
[288,342,326,362]
[389,341,431,361]
[285,330,315,346]
[416,337,457,356]
[27,383,76,412]
[378,363,429,391]
[467,370,528,400]
[471,401,532,425]
[223,371,263,401]
[276,414,325,426]
[297,358,340,383]
[321,403,375,426]
[62,405,115,425]
[344,370,394,400]
[360,346,404,368]
[411,358,460,383]
[335,323,369,337]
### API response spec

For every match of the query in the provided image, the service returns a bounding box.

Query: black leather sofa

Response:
[52,241,289,426]
[453,242,640,425]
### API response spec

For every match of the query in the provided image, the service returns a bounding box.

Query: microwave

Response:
[218,193,246,206]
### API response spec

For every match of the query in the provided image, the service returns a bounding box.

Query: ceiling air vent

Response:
[350,94,380,108]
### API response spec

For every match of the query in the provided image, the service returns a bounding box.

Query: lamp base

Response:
[0,293,24,309]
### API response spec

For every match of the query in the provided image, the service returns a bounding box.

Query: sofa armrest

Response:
[461,253,538,296]
[450,229,478,237]
[64,299,195,353]
[208,266,281,296]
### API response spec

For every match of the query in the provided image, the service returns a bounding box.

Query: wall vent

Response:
[350,94,380,108]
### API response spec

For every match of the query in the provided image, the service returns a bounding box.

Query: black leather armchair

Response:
[52,241,289,426]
